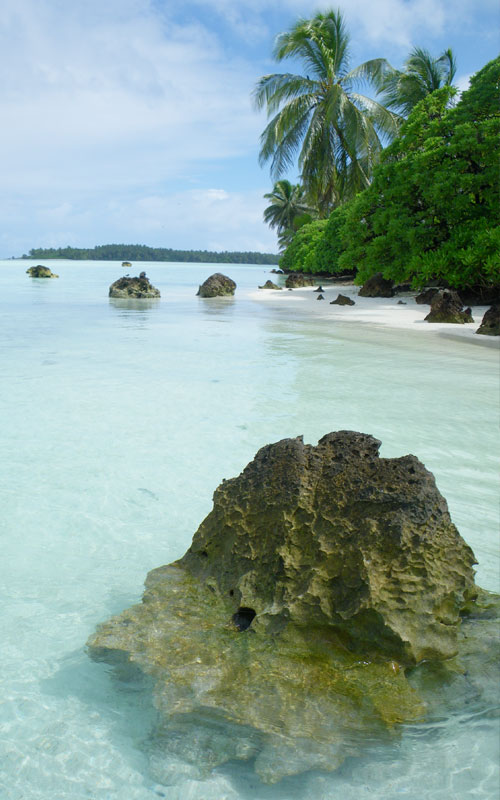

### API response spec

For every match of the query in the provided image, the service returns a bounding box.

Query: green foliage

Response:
[263,180,315,240]
[23,244,279,265]
[338,58,500,289]
[377,46,457,118]
[279,220,328,273]
[253,9,399,212]
[314,205,351,274]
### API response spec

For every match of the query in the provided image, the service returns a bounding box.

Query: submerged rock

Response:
[331,293,355,306]
[26,265,58,278]
[87,431,495,782]
[358,272,394,297]
[109,274,160,299]
[285,273,315,288]
[424,290,473,323]
[476,304,500,336]
[197,273,236,297]
[259,280,282,290]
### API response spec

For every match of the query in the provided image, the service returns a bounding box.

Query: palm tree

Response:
[376,47,457,117]
[253,10,399,211]
[263,179,314,234]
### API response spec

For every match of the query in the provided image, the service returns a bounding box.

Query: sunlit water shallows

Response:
[1,261,498,800]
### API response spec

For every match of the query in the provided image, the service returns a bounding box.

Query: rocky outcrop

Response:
[26,265,58,278]
[358,272,394,297]
[424,290,473,323]
[285,273,315,288]
[87,431,493,782]
[121,261,132,267]
[331,293,355,306]
[415,287,440,304]
[476,304,500,336]
[259,280,282,290]
[196,273,236,297]
[109,273,160,299]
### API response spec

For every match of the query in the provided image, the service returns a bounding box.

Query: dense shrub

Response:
[338,58,500,289]
[279,220,328,273]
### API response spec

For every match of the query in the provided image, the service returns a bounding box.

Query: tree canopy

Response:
[253,9,399,214]
[376,46,457,118]
[278,57,499,291]
[337,58,500,289]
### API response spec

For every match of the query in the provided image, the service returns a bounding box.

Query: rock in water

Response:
[424,289,473,323]
[196,273,236,297]
[26,265,58,278]
[476,304,500,336]
[109,274,160,299]
[358,272,394,297]
[88,431,493,783]
[258,280,282,290]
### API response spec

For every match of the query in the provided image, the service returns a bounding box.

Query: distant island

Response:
[22,244,280,265]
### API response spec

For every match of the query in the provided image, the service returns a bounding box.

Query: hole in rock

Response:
[232,607,256,631]
[229,589,234,597]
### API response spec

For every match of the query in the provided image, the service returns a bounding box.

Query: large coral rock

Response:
[284,273,314,288]
[424,289,473,323]
[87,432,489,782]
[476,304,500,336]
[26,265,58,278]
[358,272,394,297]
[109,273,160,299]
[180,432,476,663]
[196,273,236,297]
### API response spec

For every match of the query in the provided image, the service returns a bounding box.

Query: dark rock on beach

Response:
[359,272,395,297]
[259,280,282,290]
[331,293,355,306]
[424,289,474,323]
[197,273,236,297]
[415,287,440,305]
[285,273,315,288]
[476,304,500,336]
[26,265,59,278]
[109,274,160,299]
[87,431,495,782]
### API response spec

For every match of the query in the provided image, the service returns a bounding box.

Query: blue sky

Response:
[1,0,498,257]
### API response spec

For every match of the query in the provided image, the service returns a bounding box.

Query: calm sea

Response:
[1,260,498,799]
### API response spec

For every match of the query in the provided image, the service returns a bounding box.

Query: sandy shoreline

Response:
[249,280,499,348]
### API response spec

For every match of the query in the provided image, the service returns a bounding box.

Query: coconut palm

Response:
[253,9,399,211]
[263,179,314,234]
[377,46,457,117]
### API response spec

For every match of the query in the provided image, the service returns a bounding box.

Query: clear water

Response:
[0,261,498,800]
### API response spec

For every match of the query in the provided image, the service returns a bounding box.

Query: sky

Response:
[1,0,498,257]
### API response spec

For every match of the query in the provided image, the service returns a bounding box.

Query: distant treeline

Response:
[23,244,280,265]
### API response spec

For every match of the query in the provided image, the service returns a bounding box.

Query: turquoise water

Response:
[0,260,498,799]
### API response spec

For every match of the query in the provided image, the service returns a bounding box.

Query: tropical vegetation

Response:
[376,46,457,118]
[23,244,280,265]
[253,9,399,215]
[273,56,500,290]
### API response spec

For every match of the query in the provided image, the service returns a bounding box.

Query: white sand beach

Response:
[250,280,499,348]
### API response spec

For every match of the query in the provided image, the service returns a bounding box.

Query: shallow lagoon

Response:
[0,261,498,799]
